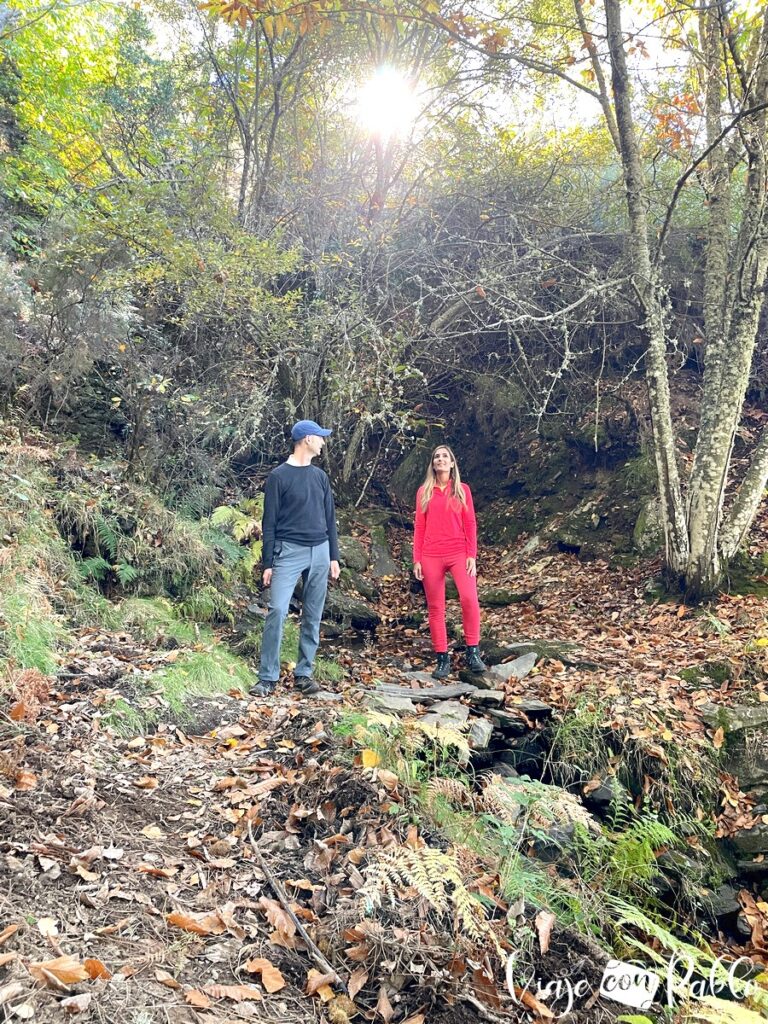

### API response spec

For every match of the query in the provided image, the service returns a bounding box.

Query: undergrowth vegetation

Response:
[335,707,767,1015]
[0,437,323,728]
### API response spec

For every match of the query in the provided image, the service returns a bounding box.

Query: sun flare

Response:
[354,66,419,140]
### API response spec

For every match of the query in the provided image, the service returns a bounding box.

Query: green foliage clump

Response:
[53,479,234,598]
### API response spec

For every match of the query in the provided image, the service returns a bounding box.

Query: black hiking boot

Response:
[465,645,486,674]
[431,653,451,680]
[250,679,276,697]
[294,676,321,695]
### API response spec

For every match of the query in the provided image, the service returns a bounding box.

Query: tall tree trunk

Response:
[604,0,689,576]
[685,4,768,594]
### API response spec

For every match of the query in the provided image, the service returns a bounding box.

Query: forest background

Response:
[1,0,768,594]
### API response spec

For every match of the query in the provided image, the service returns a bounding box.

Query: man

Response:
[251,420,341,697]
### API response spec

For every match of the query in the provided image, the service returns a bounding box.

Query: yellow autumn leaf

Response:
[361,748,380,768]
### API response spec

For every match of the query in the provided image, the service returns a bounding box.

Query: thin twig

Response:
[247,820,346,991]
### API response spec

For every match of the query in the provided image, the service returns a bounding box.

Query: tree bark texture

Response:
[604,0,689,576]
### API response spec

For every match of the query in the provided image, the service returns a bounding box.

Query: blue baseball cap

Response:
[291,419,332,441]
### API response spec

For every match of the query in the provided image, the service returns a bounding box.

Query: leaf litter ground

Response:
[2,524,768,1023]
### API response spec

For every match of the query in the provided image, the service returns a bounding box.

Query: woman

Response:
[413,444,486,679]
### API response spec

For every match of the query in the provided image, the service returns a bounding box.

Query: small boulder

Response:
[478,587,535,607]
[468,718,494,750]
[338,535,369,572]
[370,525,400,578]
[323,590,380,630]
[492,652,538,681]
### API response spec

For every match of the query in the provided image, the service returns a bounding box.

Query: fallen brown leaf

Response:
[166,910,227,936]
[244,957,286,993]
[84,958,111,980]
[202,983,263,1002]
[184,989,211,1008]
[535,909,556,955]
[376,984,395,1021]
[348,967,368,999]
[61,993,92,1014]
[0,923,20,947]
[154,969,181,989]
[28,955,89,987]
[306,969,336,1002]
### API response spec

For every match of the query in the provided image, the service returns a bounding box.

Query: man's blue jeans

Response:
[259,540,330,683]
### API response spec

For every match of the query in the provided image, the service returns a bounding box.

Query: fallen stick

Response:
[247,821,345,991]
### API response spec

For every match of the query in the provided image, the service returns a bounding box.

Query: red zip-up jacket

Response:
[413,483,477,561]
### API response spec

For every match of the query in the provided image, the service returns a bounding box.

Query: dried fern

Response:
[426,777,474,808]
[360,844,500,951]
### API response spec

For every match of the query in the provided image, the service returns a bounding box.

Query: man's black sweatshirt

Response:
[261,462,339,568]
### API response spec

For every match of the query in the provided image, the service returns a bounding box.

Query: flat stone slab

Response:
[467,690,505,707]
[365,693,418,715]
[499,640,597,669]
[698,702,768,734]
[374,683,478,702]
[484,708,531,735]
[422,701,470,728]
[402,670,445,686]
[507,698,554,716]
[492,652,538,682]
[457,668,496,690]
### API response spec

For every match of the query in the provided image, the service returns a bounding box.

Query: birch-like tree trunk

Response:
[603,0,689,577]
[603,0,768,597]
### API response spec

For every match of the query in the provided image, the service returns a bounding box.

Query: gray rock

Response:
[378,683,478,702]
[707,884,741,918]
[370,525,400,578]
[478,587,535,607]
[314,691,343,703]
[343,570,379,602]
[323,590,380,630]
[338,535,369,572]
[366,693,418,715]
[422,700,470,725]
[484,708,530,735]
[699,703,768,733]
[468,718,494,750]
[467,690,505,707]
[521,535,542,556]
[492,652,538,681]
[730,823,768,856]
[403,670,443,686]
[458,668,495,690]
[487,639,597,670]
[491,762,520,779]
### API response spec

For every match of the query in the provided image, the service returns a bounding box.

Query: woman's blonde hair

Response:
[419,444,467,512]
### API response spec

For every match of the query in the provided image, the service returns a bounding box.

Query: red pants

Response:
[421,553,481,651]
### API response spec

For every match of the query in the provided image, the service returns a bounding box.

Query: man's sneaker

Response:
[294,676,321,695]
[465,645,486,674]
[250,680,276,697]
[431,653,451,680]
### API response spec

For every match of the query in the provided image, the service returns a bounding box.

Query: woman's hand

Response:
[466,557,477,578]
[413,562,423,581]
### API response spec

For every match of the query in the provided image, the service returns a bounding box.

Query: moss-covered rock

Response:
[370,525,400,577]
[338,535,369,572]
[478,586,534,607]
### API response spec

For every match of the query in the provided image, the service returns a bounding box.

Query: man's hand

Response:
[330,560,341,580]
[414,561,423,581]
[466,557,477,578]
[262,568,273,587]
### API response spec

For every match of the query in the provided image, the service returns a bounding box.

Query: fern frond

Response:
[95,515,119,560]
[426,777,473,807]
[409,720,471,761]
